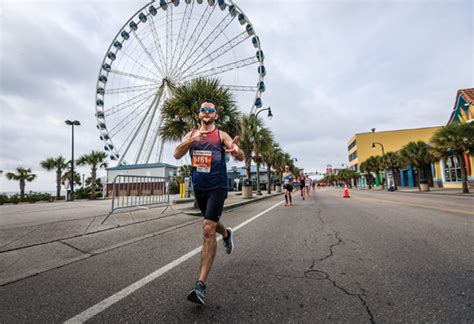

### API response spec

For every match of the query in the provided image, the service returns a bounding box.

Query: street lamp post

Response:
[255,106,273,119]
[253,106,273,196]
[372,142,385,156]
[372,142,385,188]
[65,120,80,201]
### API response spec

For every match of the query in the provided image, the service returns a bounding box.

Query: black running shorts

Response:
[284,184,293,192]
[194,188,228,223]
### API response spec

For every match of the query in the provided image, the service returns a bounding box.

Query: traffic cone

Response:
[343,184,350,198]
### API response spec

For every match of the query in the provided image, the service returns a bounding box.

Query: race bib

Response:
[192,150,212,173]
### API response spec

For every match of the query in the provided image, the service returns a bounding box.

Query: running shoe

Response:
[223,227,234,254]
[285,202,288,207]
[187,281,206,305]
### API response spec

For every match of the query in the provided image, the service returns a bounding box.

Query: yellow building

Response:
[347,127,441,188]
[432,88,474,189]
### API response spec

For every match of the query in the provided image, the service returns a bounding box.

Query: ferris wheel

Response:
[95,0,266,166]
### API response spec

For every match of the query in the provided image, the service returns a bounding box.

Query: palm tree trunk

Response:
[415,166,422,191]
[245,158,251,179]
[20,179,25,197]
[267,163,272,194]
[56,171,61,199]
[256,162,261,194]
[91,168,97,199]
[458,153,469,194]
[391,167,398,190]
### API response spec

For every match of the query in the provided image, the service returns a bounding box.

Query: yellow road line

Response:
[322,191,474,216]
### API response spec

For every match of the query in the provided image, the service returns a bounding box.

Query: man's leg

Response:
[198,219,218,284]
[216,221,228,238]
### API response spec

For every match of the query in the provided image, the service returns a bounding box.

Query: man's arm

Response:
[220,131,244,161]
[174,131,207,160]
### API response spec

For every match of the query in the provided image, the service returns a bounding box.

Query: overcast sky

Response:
[0,0,473,193]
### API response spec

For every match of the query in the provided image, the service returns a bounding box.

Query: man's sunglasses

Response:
[199,107,216,113]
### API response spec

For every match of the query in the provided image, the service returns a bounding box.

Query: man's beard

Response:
[201,117,215,125]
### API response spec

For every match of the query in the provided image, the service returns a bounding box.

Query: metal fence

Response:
[102,175,170,225]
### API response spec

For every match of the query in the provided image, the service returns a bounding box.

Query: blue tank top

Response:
[189,128,227,191]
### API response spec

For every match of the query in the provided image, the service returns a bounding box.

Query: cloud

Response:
[0,0,472,192]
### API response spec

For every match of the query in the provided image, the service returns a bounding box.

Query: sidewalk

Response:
[351,186,474,197]
[395,187,474,197]
[0,190,282,286]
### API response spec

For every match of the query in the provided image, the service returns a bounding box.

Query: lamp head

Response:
[65,120,73,125]
[267,107,273,119]
[73,120,81,126]
[372,143,376,149]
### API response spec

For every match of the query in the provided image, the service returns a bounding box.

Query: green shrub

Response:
[9,194,20,204]
[0,194,7,205]
[169,181,180,194]
[74,187,92,199]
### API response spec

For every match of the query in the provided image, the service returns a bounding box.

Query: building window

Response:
[444,156,461,182]
[348,151,358,162]
[348,140,357,151]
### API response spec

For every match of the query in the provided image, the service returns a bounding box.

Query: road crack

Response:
[304,207,375,323]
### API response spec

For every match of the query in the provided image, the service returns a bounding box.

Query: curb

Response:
[394,190,474,197]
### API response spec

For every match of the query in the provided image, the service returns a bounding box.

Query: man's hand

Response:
[225,136,241,156]
[190,130,208,142]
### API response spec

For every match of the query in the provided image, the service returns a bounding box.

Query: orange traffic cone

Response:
[343,184,350,198]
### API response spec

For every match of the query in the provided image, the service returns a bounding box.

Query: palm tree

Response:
[360,158,378,189]
[253,125,273,194]
[337,169,358,186]
[177,164,193,183]
[261,143,280,194]
[6,167,37,197]
[368,155,383,187]
[272,149,287,185]
[159,77,243,142]
[62,168,81,187]
[380,151,400,190]
[430,123,474,193]
[399,141,435,191]
[40,155,68,199]
[240,114,266,179]
[76,151,108,199]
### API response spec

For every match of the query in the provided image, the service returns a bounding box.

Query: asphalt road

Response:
[1,188,473,323]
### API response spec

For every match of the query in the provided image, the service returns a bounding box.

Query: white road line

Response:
[64,199,283,323]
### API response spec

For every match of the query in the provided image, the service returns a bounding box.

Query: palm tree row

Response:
[5,151,108,199]
[359,123,474,193]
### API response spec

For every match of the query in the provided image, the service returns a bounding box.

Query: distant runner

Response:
[283,165,294,206]
[298,171,306,200]
[174,99,244,305]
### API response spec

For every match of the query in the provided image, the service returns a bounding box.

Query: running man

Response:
[283,165,294,206]
[298,171,306,200]
[174,99,245,305]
